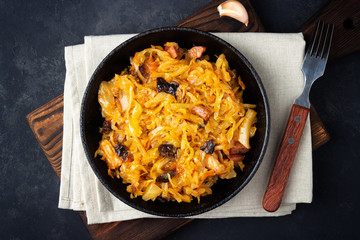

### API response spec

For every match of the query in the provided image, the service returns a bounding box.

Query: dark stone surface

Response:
[0,0,359,239]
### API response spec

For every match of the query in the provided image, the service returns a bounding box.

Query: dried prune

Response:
[158,144,177,159]
[156,77,179,99]
[115,143,129,160]
[156,170,175,182]
[200,139,216,154]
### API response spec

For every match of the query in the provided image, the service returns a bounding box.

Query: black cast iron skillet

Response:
[80,27,270,217]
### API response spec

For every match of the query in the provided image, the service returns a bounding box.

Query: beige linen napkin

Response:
[59,32,312,224]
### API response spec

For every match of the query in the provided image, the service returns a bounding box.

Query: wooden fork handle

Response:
[263,104,310,212]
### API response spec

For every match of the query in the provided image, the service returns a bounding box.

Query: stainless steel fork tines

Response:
[295,21,334,108]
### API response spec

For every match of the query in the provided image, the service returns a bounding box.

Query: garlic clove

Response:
[217,0,249,27]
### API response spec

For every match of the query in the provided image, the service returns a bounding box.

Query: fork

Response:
[263,21,334,212]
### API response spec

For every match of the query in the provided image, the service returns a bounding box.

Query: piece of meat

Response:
[164,42,184,59]
[188,46,206,59]
[229,69,237,80]
[230,141,249,155]
[192,105,212,121]
[165,45,178,58]
[158,144,177,159]
[139,63,149,78]
[101,120,112,134]
[138,58,159,79]
[99,140,122,169]
[228,154,245,168]
[200,140,216,154]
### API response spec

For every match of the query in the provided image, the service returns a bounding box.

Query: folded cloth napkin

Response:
[58,32,312,224]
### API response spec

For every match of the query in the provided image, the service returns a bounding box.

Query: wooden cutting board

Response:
[26,0,360,239]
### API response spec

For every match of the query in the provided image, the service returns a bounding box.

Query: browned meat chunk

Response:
[188,46,206,59]
[101,120,112,134]
[139,63,149,78]
[165,45,178,58]
[230,141,249,155]
[192,105,212,121]
[164,42,184,59]
[228,154,245,168]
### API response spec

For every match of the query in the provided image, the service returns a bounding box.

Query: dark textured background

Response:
[1,0,360,239]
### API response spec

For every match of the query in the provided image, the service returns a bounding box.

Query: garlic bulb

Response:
[217,0,249,26]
